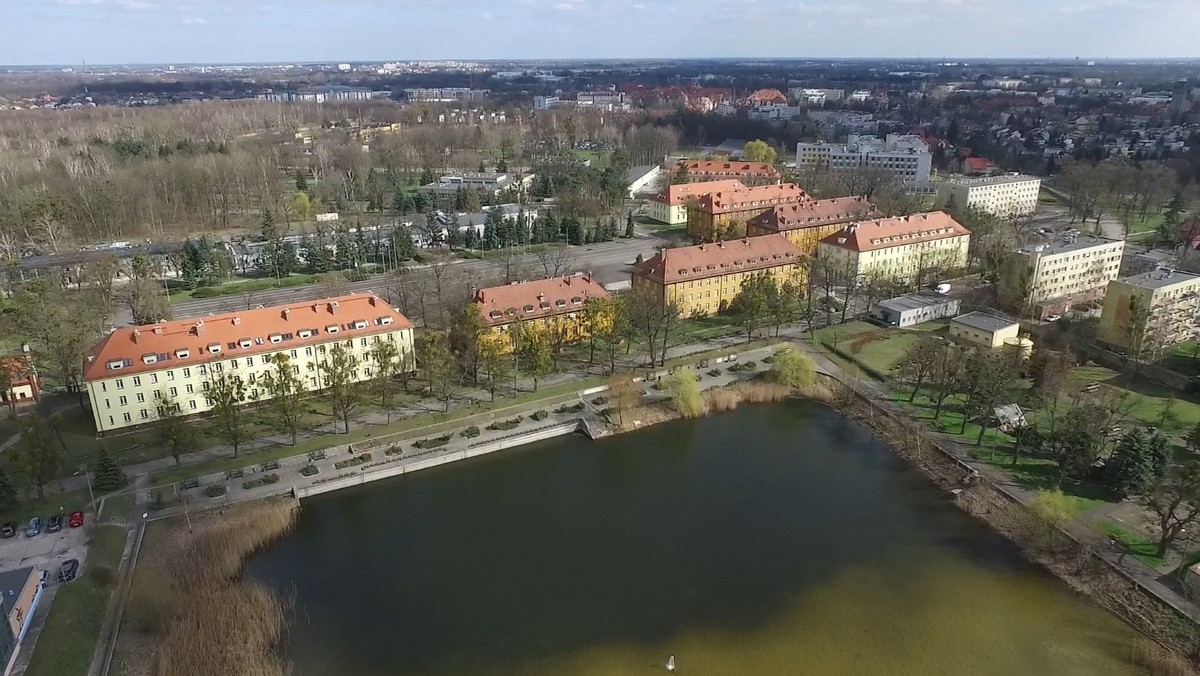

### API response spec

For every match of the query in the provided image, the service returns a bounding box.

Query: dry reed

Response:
[126,501,298,676]
[1131,639,1198,676]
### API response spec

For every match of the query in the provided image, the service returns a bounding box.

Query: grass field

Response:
[23,525,128,676]
[1158,341,1200,377]
[1071,365,1200,434]
[811,320,947,378]
[1096,521,1165,569]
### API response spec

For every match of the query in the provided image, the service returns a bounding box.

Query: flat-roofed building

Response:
[937,174,1041,217]
[631,235,806,317]
[0,566,45,674]
[473,273,609,350]
[745,196,877,255]
[950,312,1021,348]
[647,179,746,225]
[816,212,971,286]
[869,293,960,327]
[997,236,1124,319]
[687,183,812,242]
[1098,269,1200,357]
[83,293,415,435]
[796,134,932,190]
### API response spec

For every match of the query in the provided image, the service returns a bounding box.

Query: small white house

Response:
[625,165,664,198]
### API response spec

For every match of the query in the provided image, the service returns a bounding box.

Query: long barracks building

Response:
[83,293,415,435]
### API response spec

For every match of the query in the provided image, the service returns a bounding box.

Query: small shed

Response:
[869,293,960,328]
[950,312,1020,348]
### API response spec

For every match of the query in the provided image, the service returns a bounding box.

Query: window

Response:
[133,376,142,386]
[150,374,158,384]
[230,360,238,369]
[136,393,145,403]
[116,379,124,390]
[170,386,178,396]
[119,396,127,406]
[246,358,253,367]
[189,400,197,410]
[140,409,149,420]
[167,371,175,381]
[183,368,191,378]
[293,365,300,374]
[105,399,110,409]
[123,413,132,423]
[101,382,107,392]
[108,416,114,426]
[360,337,368,347]
[249,373,256,384]
[305,347,313,356]
[290,349,298,359]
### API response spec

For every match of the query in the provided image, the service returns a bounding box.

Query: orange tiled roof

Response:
[83,292,413,382]
[695,183,811,215]
[474,274,608,327]
[0,356,34,386]
[747,88,788,105]
[632,234,805,285]
[677,160,780,180]
[651,179,746,207]
[746,197,878,231]
[818,212,971,253]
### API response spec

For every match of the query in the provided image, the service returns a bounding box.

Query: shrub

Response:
[203,484,226,498]
[555,403,584,414]
[664,370,704,418]
[769,347,816,388]
[460,426,481,438]
[241,473,282,490]
[530,410,549,421]
[486,417,522,431]
[333,454,372,470]
[414,434,452,449]
[149,489,165,511]
[707,369,722,377]
[342,269,368,282]
[591,396,608,406]
[299,465,319,477]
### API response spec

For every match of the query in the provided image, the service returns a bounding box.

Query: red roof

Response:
[474,274,608,327]
[0,356,35,387]
[651,179,746,207]
[746,197,877,231]
[695,183,811,215]
[965,157,995,172]
[818,212,971,253]
[747,88,788,105]
[83,292,413,382]
[633,235,804,285]
[677,160,780,181]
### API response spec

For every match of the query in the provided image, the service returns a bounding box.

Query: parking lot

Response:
[0,518,91,583]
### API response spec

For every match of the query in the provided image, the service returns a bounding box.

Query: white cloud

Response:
[181,16,207,24]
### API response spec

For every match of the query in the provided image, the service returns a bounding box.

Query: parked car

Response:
[25,517,41,537]
[0,522,16,538]
[47,515,63,533]
[58,559,79,583]
[1045,314,1062,322]
[68,511,84,528]
[934,282,952,294]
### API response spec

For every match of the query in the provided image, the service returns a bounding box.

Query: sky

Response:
[1,0,1198,65]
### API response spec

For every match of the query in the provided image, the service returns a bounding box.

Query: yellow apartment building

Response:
[745,196,877,255]
[673,160,782,186]
[687,183,812,242]
[474,273,609,350]
[1098,269,1200,356]
[83,293,415,435]
[815,212,971,285]
[631,234,806,317]
[647,179,746,225]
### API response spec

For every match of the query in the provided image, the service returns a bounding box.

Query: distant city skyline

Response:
[1,0,1198,65]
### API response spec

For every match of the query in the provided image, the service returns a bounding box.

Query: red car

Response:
[68,511,84,528]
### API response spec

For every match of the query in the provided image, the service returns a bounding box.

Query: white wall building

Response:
[937,174,1042,217]
[83,293,415,434]
[796,134,933,189]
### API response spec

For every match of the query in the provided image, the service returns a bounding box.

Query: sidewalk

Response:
[794,339,1200,624]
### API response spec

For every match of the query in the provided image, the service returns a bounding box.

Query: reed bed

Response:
[123,501,298,676]
[1131,639,1198,676]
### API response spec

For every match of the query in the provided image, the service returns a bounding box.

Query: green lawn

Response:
[1070,365,1200,434]
[23,525,128,676]
[169,274,319,303]
[1158,341,1200,377]
[100,490,137,521]
[811,321,942,379]
[1096,521,1165,569]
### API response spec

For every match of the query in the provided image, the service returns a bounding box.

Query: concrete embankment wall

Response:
[293,421,583,499]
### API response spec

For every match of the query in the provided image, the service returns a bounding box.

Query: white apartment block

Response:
[83,293,415,435]
[937,174,1042,217]
[796,134,932,189]
[815,212,971,285]
[998,236,1125,318]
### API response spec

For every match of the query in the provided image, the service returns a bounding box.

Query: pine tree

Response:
[93,447,128,492]
[294,169,308,193]
[0,468,15,513]
[625,212,635,238]
[484,207,507,249]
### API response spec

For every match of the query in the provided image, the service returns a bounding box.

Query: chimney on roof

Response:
[282,308,291,320]
[232,316,241,326]
[153,325,163,335]
[132,328,141,344]
[195,320,205,336]
[328,301,339,315]
[369,295,378,306]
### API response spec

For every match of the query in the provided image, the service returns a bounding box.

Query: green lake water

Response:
[244,401,1145,676]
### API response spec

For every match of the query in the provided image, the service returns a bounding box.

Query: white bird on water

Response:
[667,655,676,672]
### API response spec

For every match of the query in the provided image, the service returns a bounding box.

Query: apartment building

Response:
[631,235,806,317]
[997,236,1125,319]
[815,212,971,285]
[83,293,415,435]
[674,160,781,186]
[647,179,746,225]
[937,174,1042,217]
[1098,269,1200,356]
[473,274,609,350]
[796,134,933,189]
[745,196,877,255]
[687,183,811,242]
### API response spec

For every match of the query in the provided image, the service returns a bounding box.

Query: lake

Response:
[245,400,1144,676]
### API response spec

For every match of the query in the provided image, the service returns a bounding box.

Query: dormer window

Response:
[351,320,368,330]
[326,325,340,334]
[523,304,535,312]
[208,343,222,354]
[142,353,158,365]
[269,334,284,344]
[239,338,253,349]
[107,359,125,370]
[175,349,190,359]
[377,316,394,326]
[489,311,502,319]
[555,299,567,308]
[298,329,314,339]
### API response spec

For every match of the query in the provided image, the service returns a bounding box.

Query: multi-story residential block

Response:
[83,293,415,435]
[631,235,806,317]
[745,196,877,255]
[687,183,811,242]
[936,174,1042,217]
[647,179,746,225]
[815,212,971,285]
[997,236,1125,319]
[796,134,932,189]
[402,87,489,102]
[533,95,560,109]
[674,160,781,186]
[474,274,609,350]
[1098,269,1200,356]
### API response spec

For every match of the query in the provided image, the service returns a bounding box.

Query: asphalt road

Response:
[114,234,670,326]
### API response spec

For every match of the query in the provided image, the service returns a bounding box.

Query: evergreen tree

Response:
[0,468,15,513]
[478,161,487,173]
[484,207,507,249]
[565,216,584,245]
[454,187,467,211]
[334,231,358,270]
[1103,428,1169,498]
[411,191,429,213]
[393,190,413,215]
[625,212,635,238]
[92,447,128,492]
[496,158,508,173]
[301,236,333,273]
[419,167,436,185]
[391,228,416,263]
[294,169,308,193]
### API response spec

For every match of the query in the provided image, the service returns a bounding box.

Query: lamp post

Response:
[79,464,95,506]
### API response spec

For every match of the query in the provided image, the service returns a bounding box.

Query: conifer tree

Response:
[93,447,128,492]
